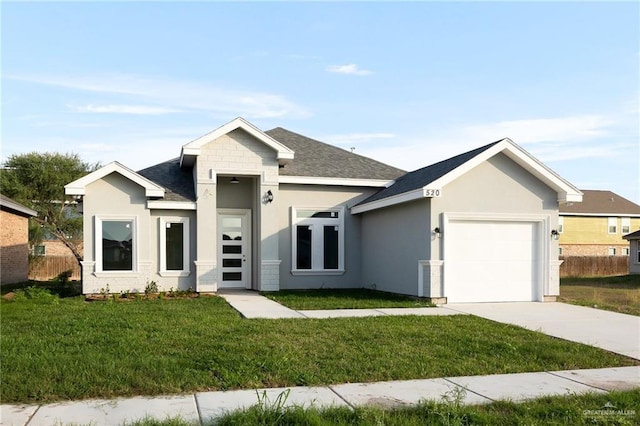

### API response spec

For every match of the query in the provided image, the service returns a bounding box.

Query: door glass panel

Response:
[223,258,242,268]
[223,272,242,281]
[324,225,339,269]
[223,245,242,254]
[296,225,312,269]
[222,217,242,228]
[222,231,242,241]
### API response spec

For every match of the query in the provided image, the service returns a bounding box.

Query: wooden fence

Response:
[29,256,81,281]
[559,256,629,278]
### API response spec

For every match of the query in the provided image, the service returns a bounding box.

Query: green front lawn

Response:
[560,275,640,316]
[1,294,636,404]
[261,288,434,310]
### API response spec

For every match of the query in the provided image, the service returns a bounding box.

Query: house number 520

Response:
[425,189,441,197]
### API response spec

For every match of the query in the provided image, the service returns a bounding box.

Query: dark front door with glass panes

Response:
[218,211,251,288]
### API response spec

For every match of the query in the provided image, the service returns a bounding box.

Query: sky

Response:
[2,1,639,203]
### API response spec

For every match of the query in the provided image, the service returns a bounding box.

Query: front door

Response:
[217,210,251,289]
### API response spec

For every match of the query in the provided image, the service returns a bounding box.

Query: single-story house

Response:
[622,230,640,274]
[0,194,37,284]
[65,117,582,303]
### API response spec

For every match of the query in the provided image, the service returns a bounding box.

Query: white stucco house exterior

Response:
[65,117,582,303]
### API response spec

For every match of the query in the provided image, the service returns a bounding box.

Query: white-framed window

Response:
[95,216,137,273]
[621,217,630,234]
[558,216,564,233]
[607,247,616,256]
[159,217,190,276]
[622,247,630,256]
[608,217,617,234]
[291,206,345,275]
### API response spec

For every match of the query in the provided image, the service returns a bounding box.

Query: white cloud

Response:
[462,115,613,145]
[326,64,373,76]
[351,114,619,172]
[6,73,310,120]
[68,104,183,115]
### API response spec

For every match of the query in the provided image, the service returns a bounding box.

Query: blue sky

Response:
[2,1,639,203]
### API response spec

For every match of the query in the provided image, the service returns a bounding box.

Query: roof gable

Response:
[560,190,640,216]
[266,127,406,182]
[180,117,295,167]
[65,162,165,198]
[352,138,583,214]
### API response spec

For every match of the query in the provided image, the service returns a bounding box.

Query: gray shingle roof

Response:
[357,141,501,206]
[266,127,406,180]
[560,190,640,215]
[623,229,640,240]
[137,158,195,202]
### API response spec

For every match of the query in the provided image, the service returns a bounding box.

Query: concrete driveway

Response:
[445,302,640,360]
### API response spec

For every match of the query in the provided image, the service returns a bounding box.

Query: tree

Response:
[1,152,99,265]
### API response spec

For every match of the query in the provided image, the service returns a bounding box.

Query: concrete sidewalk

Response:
[3,366,638,426]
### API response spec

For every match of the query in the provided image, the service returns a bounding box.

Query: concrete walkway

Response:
[3,366,638,426]
[446,302,640,360]
[218,290,464,319]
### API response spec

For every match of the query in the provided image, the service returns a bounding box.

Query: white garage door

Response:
[446,220,540,303]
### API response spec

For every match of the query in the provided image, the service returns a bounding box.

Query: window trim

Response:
[621,247,630,256]
[607,247,616,256]
[607,217,617,234]
[95,215,138,276]
[159,217,191,277]
[621,217,631,234]
[291,206,345,276]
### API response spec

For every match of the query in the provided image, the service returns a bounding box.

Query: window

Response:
[558,217,564,233]
[159,217,190,276]
[607,217,617,234]
[608,247,616,256]
[96,217,136,272]
[33,245,46,256]
[622,247,630,256]
[622,217,630,234]
[291,207,344,274]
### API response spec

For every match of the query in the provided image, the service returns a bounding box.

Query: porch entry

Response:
[217,209,251,289]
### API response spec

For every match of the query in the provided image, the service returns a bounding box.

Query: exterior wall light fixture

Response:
[433,227,441,238]
[265,190,274,203]
[551,229,560,240]
[230,177,240,184]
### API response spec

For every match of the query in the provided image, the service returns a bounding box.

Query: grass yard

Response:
[1,292,637,404]
[261,288,434,310]
[559,275,640,316]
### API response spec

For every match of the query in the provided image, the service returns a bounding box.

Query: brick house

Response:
[559,190,640,257]
[0,194,37,284]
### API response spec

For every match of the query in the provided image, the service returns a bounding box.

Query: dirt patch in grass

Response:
[560,275,640,316]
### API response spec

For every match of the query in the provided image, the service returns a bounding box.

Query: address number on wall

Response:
[424,189,441,197]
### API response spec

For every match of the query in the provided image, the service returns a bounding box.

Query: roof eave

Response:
[65,162,166,198]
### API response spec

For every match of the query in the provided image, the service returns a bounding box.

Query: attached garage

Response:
[444,218,543,303]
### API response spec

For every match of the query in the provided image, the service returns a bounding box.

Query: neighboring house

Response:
[0,194,37,284]
[558,190,640,257]
[65,117,582,303]
[622,230,640,274]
